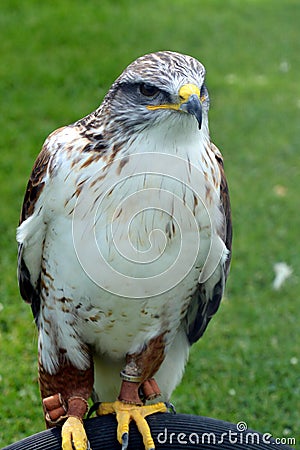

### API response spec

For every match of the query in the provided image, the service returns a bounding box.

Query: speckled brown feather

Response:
[19,143,52,224]
[18,144,52,311]
[39,359,94,427]
[185,142,232,345]
[211,142,232,273]
[124,333,167,382]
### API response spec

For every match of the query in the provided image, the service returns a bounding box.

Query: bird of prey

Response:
[17,51,232,450]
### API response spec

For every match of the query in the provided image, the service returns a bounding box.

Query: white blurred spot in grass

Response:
[273,185,287,197]
[279,61,290,73]
[272,262,292,290]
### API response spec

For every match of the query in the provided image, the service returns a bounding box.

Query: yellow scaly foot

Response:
[98,400,167,450]
[61,416,90,450]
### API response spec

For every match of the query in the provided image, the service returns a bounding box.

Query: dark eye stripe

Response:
[139,83,159,97]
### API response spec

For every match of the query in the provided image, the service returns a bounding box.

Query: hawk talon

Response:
[97,400,167,450]
[61,416,89,450]
[165,402,176,414]
[121,432,129,450]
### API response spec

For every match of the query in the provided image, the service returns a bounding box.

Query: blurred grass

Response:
[0,0,299,446]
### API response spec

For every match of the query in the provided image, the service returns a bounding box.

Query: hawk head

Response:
[100,51,210,132]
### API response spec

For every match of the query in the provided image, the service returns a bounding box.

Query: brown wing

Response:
[19,145,51,225]
[18,144,51,320]
[211,142,232,275]
[185,142,232,344]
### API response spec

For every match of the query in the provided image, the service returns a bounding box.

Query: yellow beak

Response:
[147,83,203,129]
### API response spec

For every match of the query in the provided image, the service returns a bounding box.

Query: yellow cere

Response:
[147,83,201,111]
[178,83,200,102]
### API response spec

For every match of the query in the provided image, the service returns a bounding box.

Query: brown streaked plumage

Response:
[17,51,232,450]
[19,145,51,223]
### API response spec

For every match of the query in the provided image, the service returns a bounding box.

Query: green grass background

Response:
[0,0,299,446]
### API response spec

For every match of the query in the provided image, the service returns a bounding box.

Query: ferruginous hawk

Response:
[17,51,232,450]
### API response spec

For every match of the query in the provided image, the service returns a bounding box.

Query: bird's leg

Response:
[97,334,167,450]
[118,378,161,403]
[118,379,142,404]
[39,358,94,450]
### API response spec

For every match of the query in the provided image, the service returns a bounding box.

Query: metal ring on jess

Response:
[120,370,143,383]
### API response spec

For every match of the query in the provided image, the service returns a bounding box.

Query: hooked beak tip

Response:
[180,94,202,129]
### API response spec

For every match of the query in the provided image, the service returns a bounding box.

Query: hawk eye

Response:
[139,83,159,97]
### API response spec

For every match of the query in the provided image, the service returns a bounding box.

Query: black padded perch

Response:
[2,413,295,450]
